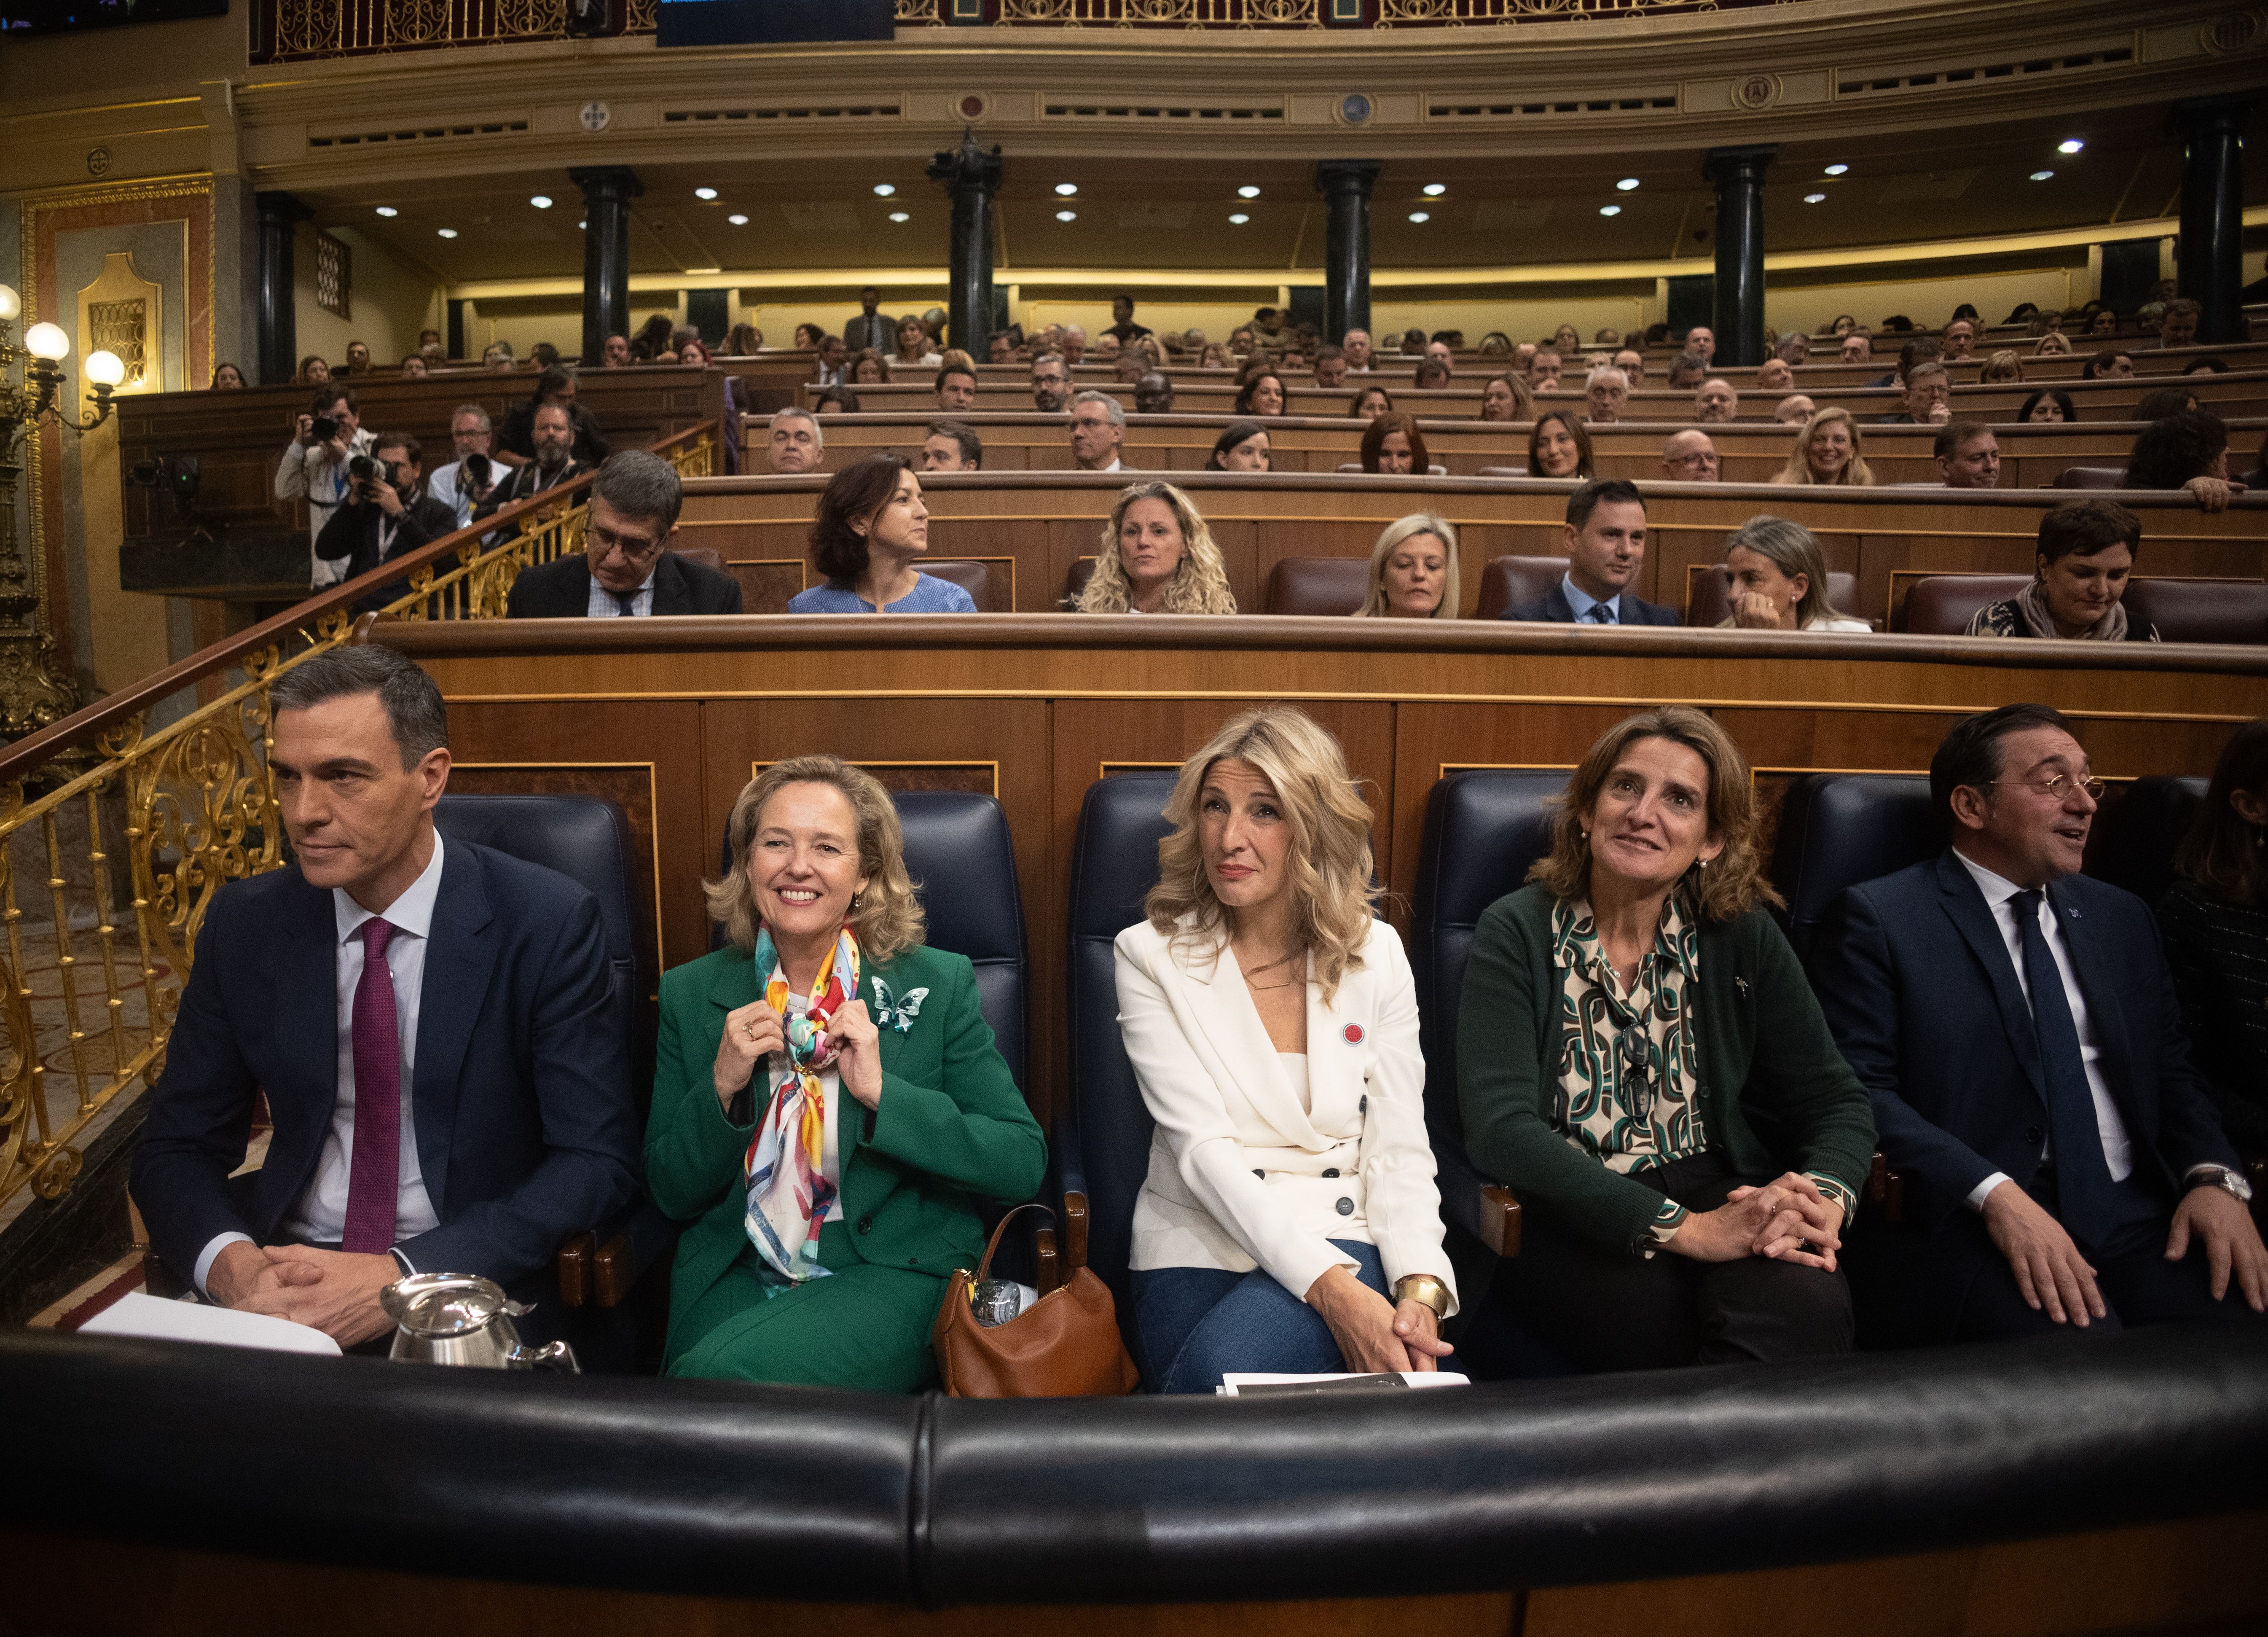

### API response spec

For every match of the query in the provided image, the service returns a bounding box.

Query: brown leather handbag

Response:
[932,1202,1140,1398]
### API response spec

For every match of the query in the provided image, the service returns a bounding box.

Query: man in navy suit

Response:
[132,646,639,1347]
[1499,480,1680,626]
[1814,704,2265,1341]
[505,451,743,619]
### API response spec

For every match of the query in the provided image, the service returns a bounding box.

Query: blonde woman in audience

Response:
[2035,331,2074,356]
[888,316,942,368]
[1978,350,2025,384]
[1718,517,1870,632]
[1353,513,1460,619]
[1527,411,1595,481]
[1076,481,1237,615]
[1773,407,1876,487]
[1479,374,1533,423]
[1201,343,1233,369]
[850,350,888,385]
[1119,705,1457,1392]
[1349,384,1394,421]
[1551,323,1582,354]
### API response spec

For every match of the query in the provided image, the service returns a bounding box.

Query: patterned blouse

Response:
[1551,898,1705,1246]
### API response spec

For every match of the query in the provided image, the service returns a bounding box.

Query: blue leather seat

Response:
[1061,771,1178,1311]
[2086,775,2207,909]
[1769,774,1938,971]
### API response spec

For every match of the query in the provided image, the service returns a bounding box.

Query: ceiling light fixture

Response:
[1055,183,1079,196]
[1237,185,1261,199]
[375,206,398,217]
[2031,170,2055,181]
[437,228,458,238]
[694,187,718,200]
[1423,183,1446,196]
[529,194,553,209]
[2059,139,2084,154]
[1229,212,1250,225]
[1599,205,1621,217]
[1616,177,1640,191]
[1409,211,1430,223]
[1822,163,1849,176]
[873,183,896,197]
[1056,210,1076,222]
[577,220,586,229]
[1804,192,1828,204]
[889,211,910,223]
[728,213,749,225]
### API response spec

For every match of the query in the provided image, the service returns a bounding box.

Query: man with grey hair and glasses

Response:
[1069,389,1128,473]
[507,450,743,617]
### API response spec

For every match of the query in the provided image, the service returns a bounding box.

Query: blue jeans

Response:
[1132,1240,1388,1395]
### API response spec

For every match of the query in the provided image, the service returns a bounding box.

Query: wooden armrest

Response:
[590,1232,635,1308]
[1478,1183,1522,1260]
[1864,1152,1906,1225]
[557,1231,597,1308]
[1063,1189,1090,1273]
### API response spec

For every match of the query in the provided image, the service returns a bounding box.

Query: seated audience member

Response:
[1775,394,1817,425]
[1552,323,1582,354]
[890,315,942,368]
[811,335,848,386]
[1683,325,1718,366]
[1103,293,1152,345]
[1965,499,2158,642]
[1202,342,1234,369]
[506,451,742,618]
[1830,314,1857,336]
[314,433,458,611]
[1935,422,2002,489]
[1075,482,1237,615]
[2241,427,2268,492]
[1312,346,1350,389]
[813,386,862,415]
[474,403,590,517]
[1479,332,1513,358]
[1839,333,1873,363]
[2083,349,2135,381]
[1661,430,1720,482]
[677,339,713,369]
[988,333,1015,363]
[2136,387,2202,422]
[649,756,1044,1389]
[1458,707,1873,1370]
[1941,318,1979,360]
[792,323,823,352]
[1513,341,1539,375]
[1720,516,1870,632]
[496,366,609,468]
[1815,704,2267,1341]
[1584,366,1630,425]
[2019,389,2077,424]
[1869,336,1938,390]
[1119,707,1457,1391]
[529,343,562,371]
[2161,721,2268,1153]
[1755,358,1795,392]
[1135,371,1176,415]
[1425,339,1455,380]
[2155,298,2201,351]
[482,344,517,374]
[1113,351,1148,386]
[418,328,443,355]
[765,408,826,475]
[210,362,247,388]
[1071,390,1130,473]
[1777,332,1811,366]
[1061,325,1089,366]
[1530,349,1564,392]
[1098,335,1127,364]
[1413,358,1451,392]
[934,363,979,413]
[1614,348,1646,385]
[2185,356,2229,376]
[2125,409,2245,512]
[1349,384,1395,421]
[1229,325,1256,355]
[630,316,674,360]
[1878,360,1953,425]
[1528,410,1595,481]
[725,323,763,357]
[1352,513,1459,619]
[425,405,497,527]
[276,383,376,586]
[1774,407,1875,487]
[1207,422,1271,473]
[1360,412,1430,476]
[400,355,427,379]
[850,350,888,385]
[340,341,372,376]
[131,647,639,1347]
[1480,374,1533,423]
[1501,479,1675,626]
[1031,352,1073,414]
[2036,331,2073,357]
[1343,328,1374,371]
[1978,350,2025,385]
[788,455,974,615]
[921,420,982,473]
[1694,378,1739,424]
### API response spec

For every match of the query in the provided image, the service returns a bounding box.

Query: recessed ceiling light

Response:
[1599,205,1621,217]
[1804,193,1828,204]
[1423,183,1446,197]
[889,211,910,223]
[2031,170,2055,181]
[1055,210,1076,222]
[1616,177,1640,191]
[437,228,458,238]
[577,220,586,229]
[1055,183,1078,196]
[687,266,720,275]
[694,187,718,201]
[727,213,749,225]
[374,205,398,217]
[873,183,896,197]
[1409,211,1430,223]
[2059,139,2084,154]
[1822,163,1849,176]
[1237,185,1261,199]
[529,194,553,209]
[1229,212,1250,225]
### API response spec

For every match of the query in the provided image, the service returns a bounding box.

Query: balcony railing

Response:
[0,425,716,1214]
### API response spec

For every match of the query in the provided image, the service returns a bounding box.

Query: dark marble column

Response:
[1704,145,1777,369]
[1315,161,1381,346]
[570,167,642,366]
[253,192,311,386]
[2174,95,2252,346]
[926,129,1003,355]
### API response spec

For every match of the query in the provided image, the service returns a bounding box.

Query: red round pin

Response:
[1343,1023,1364,1045]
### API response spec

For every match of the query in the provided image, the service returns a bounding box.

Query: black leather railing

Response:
[5,1325,2265,1603]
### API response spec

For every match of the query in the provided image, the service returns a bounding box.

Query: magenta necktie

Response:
[341,917,402,1255]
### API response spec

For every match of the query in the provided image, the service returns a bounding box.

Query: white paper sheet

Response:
[1218,1371,1470,1396]
[78,1291,344,1356]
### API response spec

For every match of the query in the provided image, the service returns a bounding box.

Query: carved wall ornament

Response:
[2202,10,2262,53]
[1731,73,1780,110]
[1338,91,1374,124]
[580,99,613,132]
[86,148,112,178]
[77,253,165,397]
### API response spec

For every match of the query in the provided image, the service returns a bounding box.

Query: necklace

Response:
[1241,947,1304,991]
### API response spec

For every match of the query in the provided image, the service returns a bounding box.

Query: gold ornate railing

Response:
[0,424,714,1212]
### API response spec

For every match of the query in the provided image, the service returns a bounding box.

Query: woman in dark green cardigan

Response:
[647,756,1046,1390]
[1456,707,1876,1371]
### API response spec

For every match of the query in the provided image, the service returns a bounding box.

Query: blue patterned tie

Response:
[2011,889,2118,1243]
[1585,602,1616,625]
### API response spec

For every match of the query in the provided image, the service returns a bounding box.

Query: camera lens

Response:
[348,454,378,481]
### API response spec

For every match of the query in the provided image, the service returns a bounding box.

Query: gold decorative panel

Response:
[314,230,352,321]
[75,253,163,396]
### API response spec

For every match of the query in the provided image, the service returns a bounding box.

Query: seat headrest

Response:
[1770,775,1937,964]
[434,794,636,967]
[1475,556,1570,621]
[1069,772,1178,941]
[893,790,1025,965]
[2053,465,2128,489]
[1265,556,1373,617]
[1900,574,2032,634]
[2121,579,2268,646]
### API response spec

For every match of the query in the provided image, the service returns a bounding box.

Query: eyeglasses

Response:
[1983,774,2106,802]
[1615,1026,1656,1125]
[589,521,665,564]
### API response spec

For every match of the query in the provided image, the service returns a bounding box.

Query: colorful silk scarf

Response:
[742,923,862,1282]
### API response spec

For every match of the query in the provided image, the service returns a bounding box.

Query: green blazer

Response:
[1455,884,1876,1255]
[645,941,1047,1353]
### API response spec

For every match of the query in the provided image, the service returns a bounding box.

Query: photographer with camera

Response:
[427,405,501,528]
[314,433,459,615]
[274,384,376,588]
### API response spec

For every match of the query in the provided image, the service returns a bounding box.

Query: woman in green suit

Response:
[647,755,1047,1390]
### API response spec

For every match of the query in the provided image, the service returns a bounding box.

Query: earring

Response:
[852,890,864,910]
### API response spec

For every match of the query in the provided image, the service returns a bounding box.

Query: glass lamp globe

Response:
[0,284,19,322]
[85,350,127,388]
[24,322,70,361]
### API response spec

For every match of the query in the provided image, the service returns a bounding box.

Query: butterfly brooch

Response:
[872,977,931,1033]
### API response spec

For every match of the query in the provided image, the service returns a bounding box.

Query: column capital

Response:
[1315,160,1381,198]
[1703,145,1778,186]
[927,127,1003,195]
[569,167,644,202]
[254,191,314,226]
[2173,94,2255,137]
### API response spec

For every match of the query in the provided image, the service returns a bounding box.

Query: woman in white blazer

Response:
[1116,705,1460,1392]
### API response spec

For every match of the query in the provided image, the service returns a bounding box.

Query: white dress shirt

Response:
[275,428,376,586]
[193,834,448,1294]
[427,459,484,527]
[1953,851,2134,1210]
[586,568,657,618]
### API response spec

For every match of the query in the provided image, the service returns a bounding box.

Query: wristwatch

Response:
[2185,1166,2256,1206]
[1393,1274,1449,1319]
